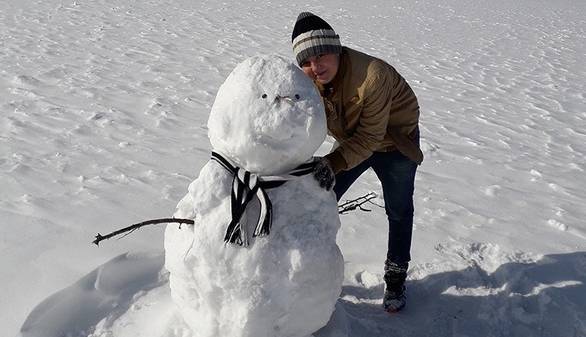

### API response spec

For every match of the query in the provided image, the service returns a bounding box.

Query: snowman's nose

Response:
[274,94,301,105]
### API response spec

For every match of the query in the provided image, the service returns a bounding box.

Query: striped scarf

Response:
[211,152,315,247]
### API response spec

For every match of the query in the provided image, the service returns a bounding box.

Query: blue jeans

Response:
[333,151,418,264]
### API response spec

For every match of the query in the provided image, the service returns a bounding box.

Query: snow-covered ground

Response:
[2,0,585,336]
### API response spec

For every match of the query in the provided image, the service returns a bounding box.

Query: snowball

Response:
[207,55,326,175]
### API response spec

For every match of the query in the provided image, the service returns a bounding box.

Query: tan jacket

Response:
[317,47,423,173]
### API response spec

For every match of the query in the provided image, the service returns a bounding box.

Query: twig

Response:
[93,218,194,246]
[338,192,378,215]
[367,199,385,209]
[93,192,380,246]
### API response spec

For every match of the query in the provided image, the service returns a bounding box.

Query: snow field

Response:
[2,0,586,336]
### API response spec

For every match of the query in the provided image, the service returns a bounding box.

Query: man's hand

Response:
[313,157,335,191]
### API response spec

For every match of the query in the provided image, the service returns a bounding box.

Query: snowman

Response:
[164,55,344,337]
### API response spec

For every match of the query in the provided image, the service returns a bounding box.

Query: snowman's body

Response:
[164,55,344,337]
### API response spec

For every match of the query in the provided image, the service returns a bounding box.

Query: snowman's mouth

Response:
[261,94,302,105]
[276,95,295,105]
[276,94,301,99]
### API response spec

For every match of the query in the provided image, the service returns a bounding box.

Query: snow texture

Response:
[3,0,586,336]
[165,55,343,337]
[18,253,167,337]
[207,55,326,175]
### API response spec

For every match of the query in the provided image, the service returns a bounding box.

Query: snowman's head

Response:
[208,55,326,175]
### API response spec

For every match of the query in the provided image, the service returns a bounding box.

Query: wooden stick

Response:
[93,192,379,246]
[338,192,377,215]
[92,218,194,246]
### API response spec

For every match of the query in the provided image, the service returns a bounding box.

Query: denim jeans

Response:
[333,150,418,264]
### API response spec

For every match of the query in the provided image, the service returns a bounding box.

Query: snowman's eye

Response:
[261,94,267,99]
[294,94,300,100]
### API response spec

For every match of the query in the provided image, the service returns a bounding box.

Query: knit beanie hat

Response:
[291,12,342,66]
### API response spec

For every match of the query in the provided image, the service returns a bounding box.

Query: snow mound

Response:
[18,253,166,337]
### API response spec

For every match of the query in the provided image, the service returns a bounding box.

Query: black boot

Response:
[383,260,408,312]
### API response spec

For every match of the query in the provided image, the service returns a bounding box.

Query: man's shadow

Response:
[316,251,586,337]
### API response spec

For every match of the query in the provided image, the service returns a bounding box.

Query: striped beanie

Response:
[291,12,342,66]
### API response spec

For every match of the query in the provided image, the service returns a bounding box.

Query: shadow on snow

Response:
[328,251,586,337]
[19,252,586,337]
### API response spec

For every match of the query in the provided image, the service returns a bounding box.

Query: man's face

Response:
[300,53,340,85]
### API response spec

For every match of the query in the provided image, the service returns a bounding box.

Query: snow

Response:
[164,55,342,337]
[2,0,585,336]
[19,253,167,337]
[166,164,343,337]
[207,55,326,175]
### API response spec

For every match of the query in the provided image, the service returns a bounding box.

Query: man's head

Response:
[291,12,341,85]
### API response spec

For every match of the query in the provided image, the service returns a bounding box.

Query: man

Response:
[291,12,423,313]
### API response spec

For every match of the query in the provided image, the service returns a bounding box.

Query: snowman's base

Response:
[19,252,349,337]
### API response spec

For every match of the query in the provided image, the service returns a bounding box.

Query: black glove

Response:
[313,157,335,191]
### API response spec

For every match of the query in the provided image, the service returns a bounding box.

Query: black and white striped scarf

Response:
[211,152,316,247]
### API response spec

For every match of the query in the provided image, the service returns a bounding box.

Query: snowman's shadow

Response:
[316,251,586,337]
